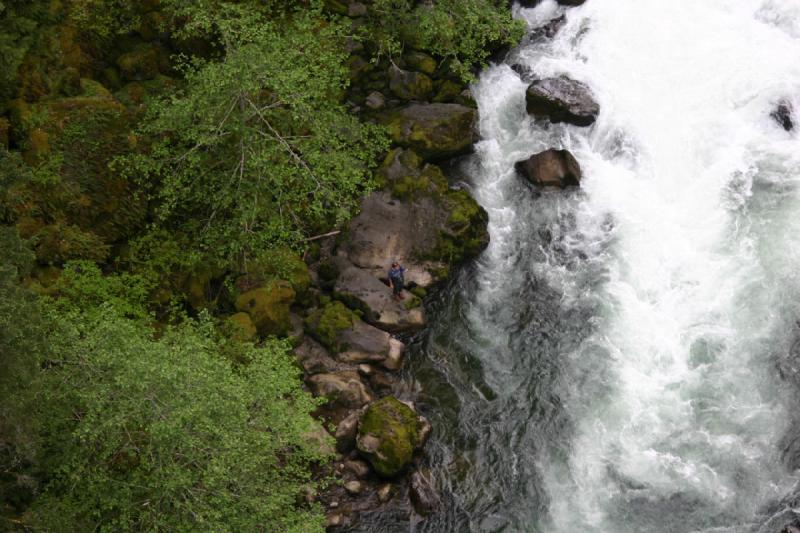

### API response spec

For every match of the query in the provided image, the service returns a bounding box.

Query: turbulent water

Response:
[354,1,800,531]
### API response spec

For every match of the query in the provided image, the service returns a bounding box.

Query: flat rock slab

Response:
[334,257,425,332]
[342,191,446,288]
[337,317,405,370]
[526,77,599,126]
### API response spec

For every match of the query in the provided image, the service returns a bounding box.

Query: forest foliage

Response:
[0,0,521,530]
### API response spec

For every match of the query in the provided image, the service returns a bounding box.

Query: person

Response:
[388,261,406,300]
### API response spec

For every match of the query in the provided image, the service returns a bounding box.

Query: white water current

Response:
[465,0,800,531]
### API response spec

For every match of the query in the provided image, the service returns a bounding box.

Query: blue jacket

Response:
[388,266,405,282]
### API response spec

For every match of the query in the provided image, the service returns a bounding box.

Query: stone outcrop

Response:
[389,66,434,101]
[356,396,425,477]
[336,318,406,370]
[381,103,478,160]
[409,468,440,516]
[515,148,582,188]
[525,77,599,126]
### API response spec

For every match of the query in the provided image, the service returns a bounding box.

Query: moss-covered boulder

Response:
[381,103,478,161]
[235,280,296,337]
[388,67,433,101]
[304,300,356,352]
[356,396,423,477]
[227,312,257,341]
[403,51,437,75]
[245,247,312,297]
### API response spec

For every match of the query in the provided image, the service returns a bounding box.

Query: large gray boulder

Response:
[526,77,599,126]
[340,149,489,286]
[293,336,341,375]
[515,149,582,188]
[382,103,478,160]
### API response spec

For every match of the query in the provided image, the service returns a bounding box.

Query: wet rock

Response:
[335,410,362,452]
[293,336,340,375]
[515,149,582,188]
[234,280,295,336]
[326,512,344,528]
[345,459,371,479]
[516,16,566,51]
[410,468,440,516]
[526,77,599,126]
[365,91,385,110]
[308,371,374,409]
[772,100,794,131]
[381,103,478,160]
[369,372,394,393]
[333,258,426,332]
[357,396,423,477]
[377,483,393,503]
[344,480,364,495]
[358,364,376,377]
[417,415,433,449]
[389,66,434,101]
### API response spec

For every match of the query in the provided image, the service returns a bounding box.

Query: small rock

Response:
[326,512,343,528]
[383,338,405,370]
[772,100,794,131]
[365,91,385,110]
[345,459,371,479]
[410,468,440,516]
[348,2,367,16]
[377,483,393,503]
[358,364,375,377]
[344,480,364,495]
[526,77,599,126]
[417,415,432,449]
[335,410,362,452]
[515,149,582,188]
[370,372,394,392]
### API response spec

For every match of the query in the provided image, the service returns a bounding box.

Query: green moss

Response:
[410,286,427,299]
[425,188,489,268]
[304,300,355,352]
[358,396,421,477]
[226,312,258,342]
[79,78,112,98]
[235,280,296,337]
[246,247,312,297]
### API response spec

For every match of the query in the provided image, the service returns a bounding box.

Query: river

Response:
[356,0,800,531]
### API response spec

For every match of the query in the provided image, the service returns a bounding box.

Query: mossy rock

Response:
[245,247,312,297]
[116,44,164,82]
[381,103,478,161]
[235,280,296,337]
[433,80,464,104]
[403,52,437,76]
[389,67,434,101]
[304,301,356,352]
[357,396,422,478]
[227,312,258,342]
[79,78,112,98]
[428,188,490,264]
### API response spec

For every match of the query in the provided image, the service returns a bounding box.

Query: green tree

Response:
[127,1,388,266]
[30,306,330,532]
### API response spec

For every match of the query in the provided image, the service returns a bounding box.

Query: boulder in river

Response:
[409,468,440,516]
[526,77,599,126]
[772,100,794,131]
[356,396,423,477]
[381,103,478,160]
[515,149,582,188]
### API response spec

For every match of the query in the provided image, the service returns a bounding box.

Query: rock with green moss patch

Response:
[304,301,356,351]
[389,67,433,101]
[308,371,374,409]
[235,280,296,337]
[356,396,423,477]
[227,312,257,341]
[403,51,437,75]
[381,103,478,161]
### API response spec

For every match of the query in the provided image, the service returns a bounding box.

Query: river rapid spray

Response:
[351,0,800,531]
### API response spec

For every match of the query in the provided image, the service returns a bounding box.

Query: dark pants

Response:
[391,277,404,295]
